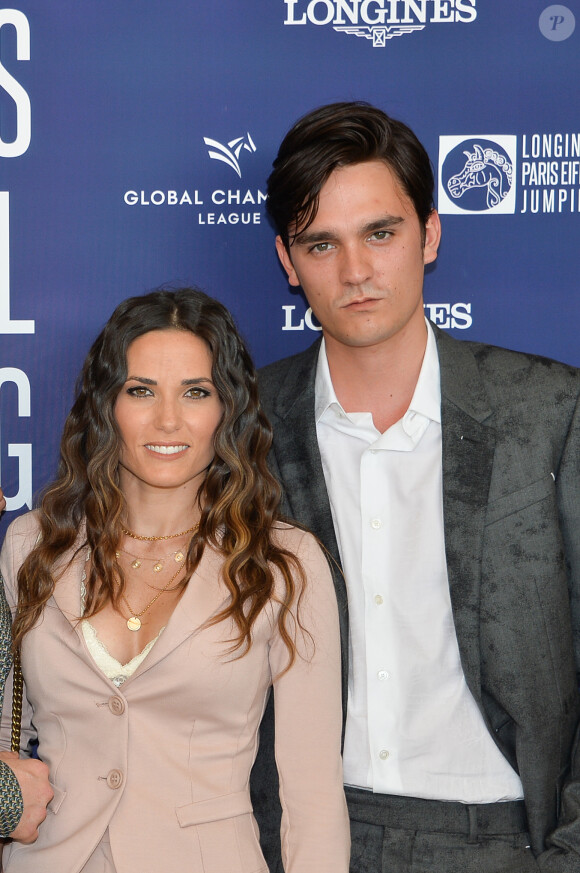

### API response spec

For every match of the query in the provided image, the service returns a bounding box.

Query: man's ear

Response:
[275,236,301,287]
[423,209,441,266]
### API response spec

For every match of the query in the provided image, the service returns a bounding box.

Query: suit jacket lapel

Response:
[266,341,349,712]
[268,341,340,567]
[435,327,496,701]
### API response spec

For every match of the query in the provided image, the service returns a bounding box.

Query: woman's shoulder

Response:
[270,522,331,571]
[0,512,41,597]
[271,521,315,551]
[4,510,41,551]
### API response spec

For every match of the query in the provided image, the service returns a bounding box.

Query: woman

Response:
[0,289,349,872]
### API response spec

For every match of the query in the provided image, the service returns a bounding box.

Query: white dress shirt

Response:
[315,321,523,802]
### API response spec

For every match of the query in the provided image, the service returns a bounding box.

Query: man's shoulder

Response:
[437,327,580,395]
[258,340,320,407]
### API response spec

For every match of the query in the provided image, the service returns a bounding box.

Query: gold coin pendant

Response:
[127,616,141,632]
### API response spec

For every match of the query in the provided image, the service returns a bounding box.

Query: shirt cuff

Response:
[0,759,24,837]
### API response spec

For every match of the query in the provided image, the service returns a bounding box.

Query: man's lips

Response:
[341,296,382,309]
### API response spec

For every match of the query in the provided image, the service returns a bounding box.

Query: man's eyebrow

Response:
[362,216,404,234]
[293,215,405,246]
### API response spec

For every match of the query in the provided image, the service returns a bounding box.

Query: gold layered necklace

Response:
[118,522,198,632]
[116,545,186,574]
[121,523,198,541]
[121,563,186,632]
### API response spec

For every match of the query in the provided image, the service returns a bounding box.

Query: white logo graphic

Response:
[284,0,477,47]
[0,367,32,511]
[438,135,517,215]
[203,133,257,178]
[335,24,424,42]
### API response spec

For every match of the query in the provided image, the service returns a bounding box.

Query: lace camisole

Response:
[80,555,163,687]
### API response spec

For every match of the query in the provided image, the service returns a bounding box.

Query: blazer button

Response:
[106,769,124,790]
[108,696,125,716]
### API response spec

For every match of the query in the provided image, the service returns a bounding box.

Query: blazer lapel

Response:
[123,544,232,683]
[435,327,496,701]
[50,548,86,627]
[49,539,230,686]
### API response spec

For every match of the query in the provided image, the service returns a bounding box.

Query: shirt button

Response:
[106,769,124,790]
[377,670,390,681]
[370,518,382,530]
[379,750,390,761]
[374,595,384,605]
[108,696,125,716]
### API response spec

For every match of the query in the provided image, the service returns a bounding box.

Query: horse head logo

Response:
[446,143,513,209]
[203,132,257,178]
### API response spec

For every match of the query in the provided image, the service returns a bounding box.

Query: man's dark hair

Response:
[266,101,435,250]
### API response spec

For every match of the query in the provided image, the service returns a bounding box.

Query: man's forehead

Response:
[291,161,416,237]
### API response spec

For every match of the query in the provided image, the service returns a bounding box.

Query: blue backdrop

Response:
[1,0,579,528]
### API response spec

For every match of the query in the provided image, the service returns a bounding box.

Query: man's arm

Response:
[0,752,51,842]
[0,488,5,513]
[0,556,53,842]
[536,390,580,871]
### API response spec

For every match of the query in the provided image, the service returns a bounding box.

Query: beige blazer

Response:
[0,512,349,873]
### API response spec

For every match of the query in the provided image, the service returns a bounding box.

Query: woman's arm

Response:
[269,529,350,873]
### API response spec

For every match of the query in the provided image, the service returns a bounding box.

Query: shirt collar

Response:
[314,319,442,427]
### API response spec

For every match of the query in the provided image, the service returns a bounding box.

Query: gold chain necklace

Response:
[121,562,186,632]
[121,523,198,542]
[116,545,186,574]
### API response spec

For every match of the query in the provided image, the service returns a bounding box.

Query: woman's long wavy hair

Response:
[13,288,306,666]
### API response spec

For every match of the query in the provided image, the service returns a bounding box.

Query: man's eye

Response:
[311,242,333,253]
[369,230,390,241]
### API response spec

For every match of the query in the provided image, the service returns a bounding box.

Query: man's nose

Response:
[339,243,373,286]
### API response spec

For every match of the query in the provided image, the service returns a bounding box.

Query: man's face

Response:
[276,160,440,353]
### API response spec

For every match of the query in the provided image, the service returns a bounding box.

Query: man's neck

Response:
[324,321,428,434]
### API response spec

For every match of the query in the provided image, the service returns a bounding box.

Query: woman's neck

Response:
[120,478,201,539]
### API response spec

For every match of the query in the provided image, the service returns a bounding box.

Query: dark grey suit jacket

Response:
[251,325,580,872]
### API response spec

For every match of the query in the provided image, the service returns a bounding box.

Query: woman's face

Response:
[114,329,223,496]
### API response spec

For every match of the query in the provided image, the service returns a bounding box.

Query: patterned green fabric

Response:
[0,575,23,836]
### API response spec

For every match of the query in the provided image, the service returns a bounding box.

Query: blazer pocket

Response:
[176,790,253,827]
[485,474,554,526]
[47,782,67,815]
[176,793,267,873]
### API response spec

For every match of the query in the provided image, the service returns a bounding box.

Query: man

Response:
[252,103,580,872]
[0,486,53,842]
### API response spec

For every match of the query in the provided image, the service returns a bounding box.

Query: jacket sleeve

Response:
[537,391,580,872]
[0,517,38,760]
[0,578,24,836]
[268,529,350,873]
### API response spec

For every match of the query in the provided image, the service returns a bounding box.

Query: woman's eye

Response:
[186,387,210,399]
[127,386,152,397]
